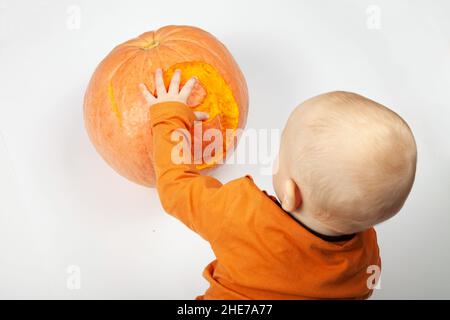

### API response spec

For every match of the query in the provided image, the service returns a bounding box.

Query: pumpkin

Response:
[84,25,249,186]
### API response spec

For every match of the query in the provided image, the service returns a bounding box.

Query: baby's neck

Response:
[289,210,348,237]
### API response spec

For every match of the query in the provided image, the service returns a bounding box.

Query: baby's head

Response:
[273,91,417,236]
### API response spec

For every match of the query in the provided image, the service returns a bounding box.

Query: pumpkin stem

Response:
[141,40,160,50]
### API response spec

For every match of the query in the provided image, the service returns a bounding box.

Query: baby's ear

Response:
[281,179,302,212]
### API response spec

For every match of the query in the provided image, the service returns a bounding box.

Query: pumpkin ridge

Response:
[107,82,122,124]
[163,38,227,66]
[156,25,194,41]
[107,51,143,125]
[158,43,185,63]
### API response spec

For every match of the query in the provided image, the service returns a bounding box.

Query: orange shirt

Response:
[150,101,381,300]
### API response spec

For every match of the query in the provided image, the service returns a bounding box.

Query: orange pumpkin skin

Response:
[84,25,248,187]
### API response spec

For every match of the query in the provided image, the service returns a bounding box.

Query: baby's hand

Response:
[140,69,208,120]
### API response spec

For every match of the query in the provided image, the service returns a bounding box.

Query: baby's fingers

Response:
[168,69,181,95]
[155,68,166,97]
[194,111,209,121]
[179,77,197,101]
[139,83,156,104]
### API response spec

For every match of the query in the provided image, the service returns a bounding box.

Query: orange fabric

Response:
[150,101,381,300]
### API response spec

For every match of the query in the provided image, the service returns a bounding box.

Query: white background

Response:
[1,0,449,299]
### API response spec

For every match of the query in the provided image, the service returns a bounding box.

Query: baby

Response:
[139,69,417,299]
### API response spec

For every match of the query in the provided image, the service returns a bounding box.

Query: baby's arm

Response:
[140,69,233,241]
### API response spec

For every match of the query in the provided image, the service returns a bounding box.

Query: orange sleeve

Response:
[149,101,232,242]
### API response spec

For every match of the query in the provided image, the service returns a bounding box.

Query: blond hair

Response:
[282,91,417,230]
